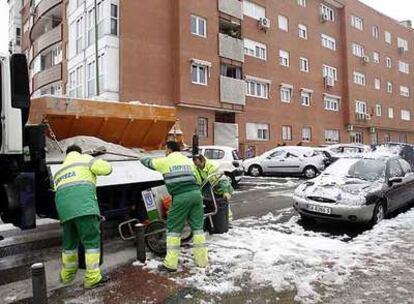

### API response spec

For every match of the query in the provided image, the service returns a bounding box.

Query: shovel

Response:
[86,146,142,160]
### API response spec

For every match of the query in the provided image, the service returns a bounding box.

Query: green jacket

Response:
[141,152,200,196]
[194,158,233,196]
[54,152,112,223]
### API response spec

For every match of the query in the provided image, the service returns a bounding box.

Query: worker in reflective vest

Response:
[141,141,208,272]
[192,154,234,222]
[54,145,112,288]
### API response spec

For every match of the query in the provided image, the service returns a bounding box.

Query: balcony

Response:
[218,0,243,20]
[220,75,246,106]
[32,25,62,60]
[32,63,62,93]
[355,112,371,122]
[219,33,244,62]
[34,0,63,23]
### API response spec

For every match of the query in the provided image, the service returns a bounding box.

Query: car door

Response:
[261,150,286,174]
[385,159,409,212]
[398,159,414,207]
[281,152,302,173]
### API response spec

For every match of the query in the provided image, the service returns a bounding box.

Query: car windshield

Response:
[324,158,386,181]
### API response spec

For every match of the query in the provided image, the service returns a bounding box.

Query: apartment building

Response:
[12,0,414,155]
[7,0,22,54]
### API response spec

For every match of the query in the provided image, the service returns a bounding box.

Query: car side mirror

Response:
[388,177,403,186]
[232,161,240,167]
[266,156,272,160]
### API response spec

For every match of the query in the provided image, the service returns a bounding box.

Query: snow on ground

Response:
[143,208,414,303]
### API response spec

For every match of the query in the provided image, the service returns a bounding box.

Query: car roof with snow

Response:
[199,145,237,151]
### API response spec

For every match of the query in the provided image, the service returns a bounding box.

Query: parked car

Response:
[198,145,244,188]
[293,154,414,225]
[371,143,414,170]
[243,146,326,178]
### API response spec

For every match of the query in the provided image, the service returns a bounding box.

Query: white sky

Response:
[0,0,413,54]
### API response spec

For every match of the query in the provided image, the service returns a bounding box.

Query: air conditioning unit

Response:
[398,47,406,53]
[362,55,370,64]
[324,76,335,88]
[320,13,329,23]
[365,113,371,120]
[346,124,354,132]
[259,18,271,31]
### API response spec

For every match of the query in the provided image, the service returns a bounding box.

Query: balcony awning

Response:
[191,58,212,67]
[245,75,272,84]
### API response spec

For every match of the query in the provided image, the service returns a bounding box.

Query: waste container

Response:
[207,197,229,234]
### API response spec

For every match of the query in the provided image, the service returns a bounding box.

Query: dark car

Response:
[371,143,414,170]
[293,154,414,225]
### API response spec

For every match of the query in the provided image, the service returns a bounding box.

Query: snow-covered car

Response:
[293,154,414,225]
[198,145,244,187]
[243,146,325,178]
[321,144,371,161]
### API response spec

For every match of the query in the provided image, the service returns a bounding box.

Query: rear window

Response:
[204,149,225,160]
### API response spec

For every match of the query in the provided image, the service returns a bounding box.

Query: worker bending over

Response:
[54,145,112,288]
[141,141,208,272]
[192,154,234,223]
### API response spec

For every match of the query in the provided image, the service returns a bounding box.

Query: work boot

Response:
[84,273,110,289]
[157,264,177,273]
[163,233,181,271]
[192,231,208,268]
[60,249,79,285]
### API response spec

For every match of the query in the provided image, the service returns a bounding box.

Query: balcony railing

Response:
[32,25,62,59]
[32,63,62,93]
[219,33,244,62]
[35,0,63,23]
[220,75,246,106]
[218,0,243,19]
[355,112,371,121]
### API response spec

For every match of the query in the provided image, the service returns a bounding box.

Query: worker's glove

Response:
[223,193,231,201]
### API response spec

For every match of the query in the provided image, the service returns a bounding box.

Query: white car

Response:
[198,145,244,187]
[323,144,371,160]
[243,146,325,178]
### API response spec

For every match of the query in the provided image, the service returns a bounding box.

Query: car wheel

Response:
[248,165,262,177]
[303,166,317,179]
[300,214,315,223]
[371,201,386,226]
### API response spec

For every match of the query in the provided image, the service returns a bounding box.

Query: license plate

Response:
[306,204,332,215]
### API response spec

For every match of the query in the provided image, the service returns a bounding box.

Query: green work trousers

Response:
[167,190,204,233]
[62,215,101,250]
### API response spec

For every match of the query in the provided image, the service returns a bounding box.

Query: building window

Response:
[376,104,382,117]
[386,57,392,68]
[374,78,381,90]
[191,63,208,85]
[350,132,363,144]
[324,95,340,111]
[69,71,76,97]
[298,24,308,39]
[243,0,266,20]
[320,4,334,22]
[110,4,118,36]
[98,54,104,91]
[244,38,267,60]
[52,46,62,65]
[301,91,311,106]
[297,0,306,7]
[355,100,367,114]
[325,129,339,144]
[197,118,208,137]
[323,65,337,81]
[397,38,408,51]
[278,15,288,31]
[280,86,292,103]
[399,61,410,74]
[279,49,290,67]
[372,26,379,38]
[302,127,311,142]
[87,8,95,46]
[401,110,411,121]
[353,71,366,86]
[282,126,292,141]
[388,107,394,119]
[87,60,95,97]
[77,0,85,7]
[246,79,269,99]
[246,123,269,141]
[352,43,364,57]
[75,65,83,98]
[97,1,104,39]
[299,57,309,72]
[385,31,392,44]
[372,52,380,63]
[76,17,83,54]
[400,86,410,97]
[321,34,336,50]
[387,82,393,93]
[191,15,207,37]
[351,15,363,31]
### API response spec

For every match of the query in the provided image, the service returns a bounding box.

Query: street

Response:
[2,176,412,304]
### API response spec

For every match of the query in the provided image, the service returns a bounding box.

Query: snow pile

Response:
[144,208,414,303]
[46,136,151,162]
